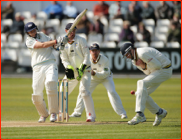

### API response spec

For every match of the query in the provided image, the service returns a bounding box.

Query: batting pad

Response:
[32,94,49,117]
[47,93,59,114]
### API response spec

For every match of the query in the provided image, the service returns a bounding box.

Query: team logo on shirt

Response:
[27,40,34,46]
[99,64,101,67]
[104,68,108,71]
[75,43,78,47]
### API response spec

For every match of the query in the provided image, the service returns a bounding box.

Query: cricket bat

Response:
[67,9,88,36]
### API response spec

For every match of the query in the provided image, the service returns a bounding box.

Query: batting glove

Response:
[56,36,69,50]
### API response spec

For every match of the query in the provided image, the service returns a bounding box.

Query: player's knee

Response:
[81,90,90,97]
[137,80,146,88]
[32,94,43,105]
[32,84,42,95]
[138,79,151,87]
[136,80,148,95]
[45,81,57,95]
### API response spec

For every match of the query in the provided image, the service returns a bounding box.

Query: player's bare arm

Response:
[135,59,147,70]
[34,40,57,49]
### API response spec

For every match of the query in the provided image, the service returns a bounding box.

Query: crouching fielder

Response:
[120,42,172,126]
[24,22,68,123]
[59,23,96,122]
[70,43,127,119]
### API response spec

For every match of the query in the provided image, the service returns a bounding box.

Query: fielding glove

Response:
[65,65,75,80]
[76,64,87,81]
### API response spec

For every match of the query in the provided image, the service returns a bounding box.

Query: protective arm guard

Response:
[76,64,87,81]
[65,65,75,80]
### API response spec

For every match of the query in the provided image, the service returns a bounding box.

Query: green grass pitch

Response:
[1,77,181,139]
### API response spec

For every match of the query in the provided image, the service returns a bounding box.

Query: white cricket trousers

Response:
[60,70,96,118]
[73,74,127,116]
[135,67,172,114]
[32,60,59,117]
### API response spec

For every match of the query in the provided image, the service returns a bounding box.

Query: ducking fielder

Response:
[120,42,172,126]
[59,23,96,122]
[70,43,127,119]
[24,22,68,123]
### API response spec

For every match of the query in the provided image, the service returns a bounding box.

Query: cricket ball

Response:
[131,90,135,95]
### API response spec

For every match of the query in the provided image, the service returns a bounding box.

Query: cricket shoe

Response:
[128,114,146,125]
[50,113,57,122]
[153,109,167,126]
[86,113,95,122]
[86,116,95,122]
[38,116,47,123]
[121,114,128,119]
[69,112,82,117]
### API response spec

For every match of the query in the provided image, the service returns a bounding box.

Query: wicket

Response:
[57,79,69,122]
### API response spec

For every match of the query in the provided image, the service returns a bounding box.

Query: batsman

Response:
[24,22,68,123]
[59,23,96,122]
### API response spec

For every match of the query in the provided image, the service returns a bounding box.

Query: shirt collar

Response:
[91,54,101,64]
[68,35,76,44]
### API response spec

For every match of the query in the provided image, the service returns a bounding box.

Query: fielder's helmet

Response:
[89,43,100,50]
[24,22,38,33]
[120,42,134,56]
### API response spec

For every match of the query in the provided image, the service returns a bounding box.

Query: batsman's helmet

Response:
[24,22,38,33]
[120,42,134,56]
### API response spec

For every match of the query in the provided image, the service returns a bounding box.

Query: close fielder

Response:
[70,43,127,119]
[120,42,172,126]
[24,22,68,123]
[59,23,96,122]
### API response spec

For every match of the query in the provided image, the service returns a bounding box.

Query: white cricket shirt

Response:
[91,53,111,80]
[60,35,91,69]
[132,47,171,75]
[26,32,56,67]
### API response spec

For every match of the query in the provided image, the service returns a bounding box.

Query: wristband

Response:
[55,39,57,44]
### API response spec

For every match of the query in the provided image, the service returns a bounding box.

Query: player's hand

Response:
[56,36,68,49]
[136,59,146,69]
[54,45,59,51]
[76,68,83,81]
[65,65,75,80]
[76,64,87,81]
[91,70,96,76]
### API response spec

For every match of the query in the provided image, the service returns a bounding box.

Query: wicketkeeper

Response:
[24,22,68,123]
[120,42,172,126]
[70,43,127,119]
[59,23,96,122]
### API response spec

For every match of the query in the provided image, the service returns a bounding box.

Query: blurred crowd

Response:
[1,1,181,47]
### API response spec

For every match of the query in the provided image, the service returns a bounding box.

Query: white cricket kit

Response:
[132,47,172,114]
[26,32,58,117]
[73,53,127,116]
[60,35,96,118]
